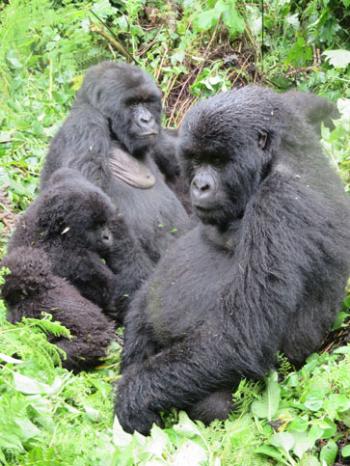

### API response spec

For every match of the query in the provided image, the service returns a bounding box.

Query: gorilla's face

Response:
[80,62,162,157]
[179,87,279,228]
[39,169,117,255]
[114,89,162,157]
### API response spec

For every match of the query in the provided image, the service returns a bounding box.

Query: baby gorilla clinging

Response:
[116,86,350,435]
[1,247,115,372]
[8,168,152,323]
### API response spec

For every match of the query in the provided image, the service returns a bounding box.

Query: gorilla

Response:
[1,247,116,372]
[8,168,152,323]
[115,86,350,434]
[152,128,192,214]
[40,61,189,263]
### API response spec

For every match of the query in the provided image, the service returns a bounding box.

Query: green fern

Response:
[23,313,71,339]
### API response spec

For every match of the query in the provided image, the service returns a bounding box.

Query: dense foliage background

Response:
[0,1,350,464]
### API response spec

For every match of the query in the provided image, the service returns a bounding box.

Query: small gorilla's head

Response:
[78,61,162,157]
[38,169,116,255]
[179,86,335,228]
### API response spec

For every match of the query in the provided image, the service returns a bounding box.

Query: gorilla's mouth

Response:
[194,203,244,225]
[193,205,218,222]
[137,131,158,138]
[194,205,214,213]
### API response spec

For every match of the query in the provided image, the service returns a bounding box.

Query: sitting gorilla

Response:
[1,247,116,372]
[8,168,152,323]
[40,61,189,263]
[115,86,350,434]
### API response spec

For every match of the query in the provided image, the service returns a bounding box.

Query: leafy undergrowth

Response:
[1,289,350,465]
[1,0,350,464]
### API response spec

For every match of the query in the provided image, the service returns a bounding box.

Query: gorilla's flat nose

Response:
[191,172,216,202]
[137,107,156,133]
[193,177,211,192]
[140,113,152,123]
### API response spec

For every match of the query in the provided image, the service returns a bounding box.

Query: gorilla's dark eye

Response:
[182,150,194,160]
[211,155,224,166]
[258,131,270,150]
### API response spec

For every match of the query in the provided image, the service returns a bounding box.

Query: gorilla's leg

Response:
[187,389,234,424]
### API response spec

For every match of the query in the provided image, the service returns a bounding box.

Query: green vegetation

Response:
[0,0,349,464]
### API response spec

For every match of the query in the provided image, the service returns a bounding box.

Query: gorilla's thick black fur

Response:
[40,61,189,263]
[152,128,192,214]
[8,168,152,323]
[116,86,350,434]
[1,247,116,372]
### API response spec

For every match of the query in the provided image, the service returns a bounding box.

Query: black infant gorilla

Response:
[41,62,189,263]
[1,247,116,372]
[8,168,152,323]
[116,86,350,434]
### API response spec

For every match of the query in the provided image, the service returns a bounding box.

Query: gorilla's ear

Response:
[258,130,271,150]
[284,90,340,135]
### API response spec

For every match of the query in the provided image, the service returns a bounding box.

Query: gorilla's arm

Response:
[116,171,345,434]
[151,128,180,182]
[41,105,111,189]
[104,227,154,323]
[51,248,119,316]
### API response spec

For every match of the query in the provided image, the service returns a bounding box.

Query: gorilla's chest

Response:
[106,154,188,259]
[146,228,234,343]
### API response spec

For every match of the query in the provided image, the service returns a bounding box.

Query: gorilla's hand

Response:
[116,366,162,435]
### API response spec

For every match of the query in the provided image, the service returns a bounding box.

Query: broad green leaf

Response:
[255,445,290,465]
[299,454,321,466]
[270,432,295,453]
[304,399,323,412]
[317,419,337,439]
[342,444,350,458]
[333,346,350,354]
[292,432,315,459]
[285,13,300,29]
[147,425,169,457]
[172,441,207,466]
[320,440,338,466]
[323,50,350,69]
[251,372,280,420]
[112,416,133,447]
[286,36,313,67]
[173,411,202,438]
[288,417,309,432]
[222,1,245,36]
[194,9,217,31]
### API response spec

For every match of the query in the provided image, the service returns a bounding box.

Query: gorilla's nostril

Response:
[200,183,210,192]
[193,179,212,193]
